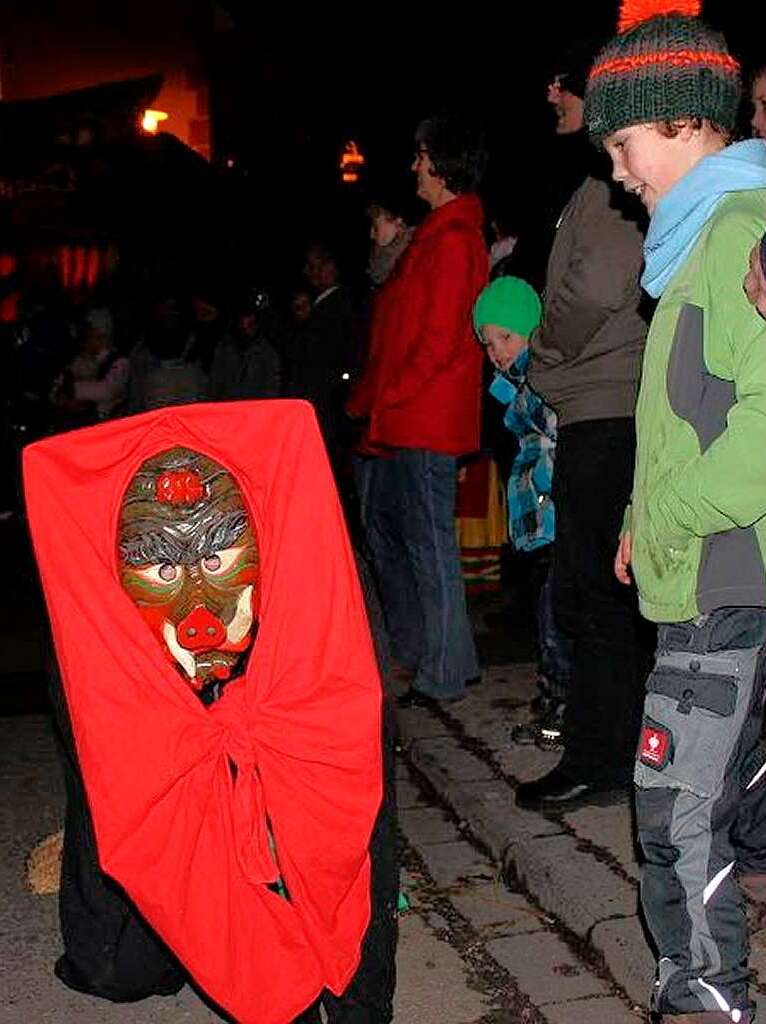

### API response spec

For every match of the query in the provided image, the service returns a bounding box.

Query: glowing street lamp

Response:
[142,109,169,134]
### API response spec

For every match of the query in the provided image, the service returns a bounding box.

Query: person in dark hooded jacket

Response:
[208,289,281,401]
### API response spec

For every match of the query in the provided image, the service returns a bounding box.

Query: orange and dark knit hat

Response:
[584,0,741,141]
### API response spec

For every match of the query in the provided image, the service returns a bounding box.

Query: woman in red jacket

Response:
[349,111,489,705]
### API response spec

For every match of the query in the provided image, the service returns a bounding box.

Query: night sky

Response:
[212,2,759,276]
[217,2,759,162]
[1,1,760,289]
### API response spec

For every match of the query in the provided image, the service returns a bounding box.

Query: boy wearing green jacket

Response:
[585,2,766,1021]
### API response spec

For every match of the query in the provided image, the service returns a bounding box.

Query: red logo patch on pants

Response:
[638,719,673,771]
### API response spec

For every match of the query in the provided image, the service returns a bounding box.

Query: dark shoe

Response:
[536,725,564,752]
[535,702,565,752]
[387,662,416,684]
[396,687,436,710]
[660,1014,751,1023]
[396,686,466,709]
[510,720,540,746]
[529,694,551,717]
[515,767,626,810]
[54,955,185,1002]
[510,700,565,748]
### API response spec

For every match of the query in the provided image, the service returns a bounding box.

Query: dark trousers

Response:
[636,609,766,1018]
[50,668,185,1002]
[293,704,399,1024]
[552,418,651,786]
[537,563,574,703]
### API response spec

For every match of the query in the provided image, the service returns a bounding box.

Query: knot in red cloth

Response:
[217,690,279,887]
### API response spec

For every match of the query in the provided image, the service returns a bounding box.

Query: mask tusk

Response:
[226,585,253,645]
[162,621,197,679]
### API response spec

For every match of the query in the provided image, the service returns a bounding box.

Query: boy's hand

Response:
[614,532,632,585]
[744,240,766,321]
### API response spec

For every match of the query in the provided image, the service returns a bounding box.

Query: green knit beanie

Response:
[473,277,542,340]
[585,2,741,142]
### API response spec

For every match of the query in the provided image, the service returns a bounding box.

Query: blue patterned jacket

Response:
[489,350,557,552]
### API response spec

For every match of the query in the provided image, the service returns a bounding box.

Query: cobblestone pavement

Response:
[1,713,645,1023]
[395,630,766,1022]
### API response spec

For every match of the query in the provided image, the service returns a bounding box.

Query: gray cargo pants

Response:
[635,608,766,1020]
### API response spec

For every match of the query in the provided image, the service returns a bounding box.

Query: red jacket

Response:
[349,193,488,455]
[24,401,382,1024]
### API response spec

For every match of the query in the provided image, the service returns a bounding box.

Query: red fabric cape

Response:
[23,400,383,1024]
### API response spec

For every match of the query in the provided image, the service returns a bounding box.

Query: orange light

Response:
[340,141,364,184]
[142,109,169,133]
[340,141,365,169]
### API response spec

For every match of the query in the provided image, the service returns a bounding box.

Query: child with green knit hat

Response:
[585,2,766,1021]
[473,276,542,372]
[473,277,551,554]
[474,277,572,751]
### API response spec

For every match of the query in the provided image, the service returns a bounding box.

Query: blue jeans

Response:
[356,449,479,700]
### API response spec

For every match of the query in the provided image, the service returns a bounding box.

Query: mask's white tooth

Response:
[162,621,197,679]
[226,586,253,645]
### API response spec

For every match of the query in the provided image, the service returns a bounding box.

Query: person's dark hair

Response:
[487,203,519,240]
[548,38,602,100]
[305,240,339,269]
[414,111,487,194]
[365,177,420,226]
[305,239,347,282]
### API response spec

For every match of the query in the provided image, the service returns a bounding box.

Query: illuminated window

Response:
[142,109,169,134]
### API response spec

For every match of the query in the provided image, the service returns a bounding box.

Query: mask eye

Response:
[201,547,241,577]
[134,563,182,586]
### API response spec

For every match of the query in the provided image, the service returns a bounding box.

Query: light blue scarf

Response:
[642,140,766,298]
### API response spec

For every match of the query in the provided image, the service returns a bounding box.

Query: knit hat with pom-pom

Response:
[584,0,741,142]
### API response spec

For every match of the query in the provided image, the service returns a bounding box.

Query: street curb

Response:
[400,718,655,1007]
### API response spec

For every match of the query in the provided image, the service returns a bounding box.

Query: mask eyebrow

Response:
[196,511,248,559]
[120,530,188,567]
[120,510,248,567]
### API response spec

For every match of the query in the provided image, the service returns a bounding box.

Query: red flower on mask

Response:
[155,470,205,505]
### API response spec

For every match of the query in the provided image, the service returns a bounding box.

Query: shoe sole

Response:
[516,786,630,812]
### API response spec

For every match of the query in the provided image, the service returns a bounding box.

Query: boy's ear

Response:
[671,119,699,142]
